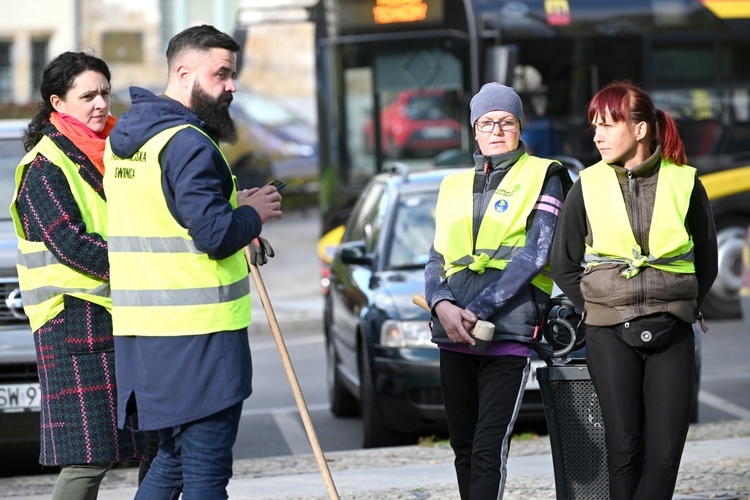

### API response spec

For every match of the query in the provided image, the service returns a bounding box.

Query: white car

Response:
[0,119,40,448]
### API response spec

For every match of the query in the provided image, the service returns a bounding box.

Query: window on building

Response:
[31,39,49,96]
[0,41,12,103]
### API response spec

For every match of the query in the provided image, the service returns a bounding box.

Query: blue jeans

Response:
[135,402,243,500]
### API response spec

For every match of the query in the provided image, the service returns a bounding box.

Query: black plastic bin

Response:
[537,359,610,499]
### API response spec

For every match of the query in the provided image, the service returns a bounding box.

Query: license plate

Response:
[422,126,453,138]
[526,360,546,390]
[0,383,41,413]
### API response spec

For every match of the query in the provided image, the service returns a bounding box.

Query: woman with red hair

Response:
[551,81,718,499]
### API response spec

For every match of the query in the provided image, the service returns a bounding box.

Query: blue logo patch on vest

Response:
[495,199,509,213]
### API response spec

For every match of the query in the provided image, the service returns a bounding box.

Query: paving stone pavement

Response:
[2,209,748,499]
[1,419,748,499]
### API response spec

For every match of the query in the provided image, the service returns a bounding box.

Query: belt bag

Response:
[615,313,678,349]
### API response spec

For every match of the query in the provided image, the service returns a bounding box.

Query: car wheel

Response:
[360,348,408,448]
[326,336,359,417]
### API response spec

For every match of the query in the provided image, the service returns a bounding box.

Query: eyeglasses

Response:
[475,119,519,133]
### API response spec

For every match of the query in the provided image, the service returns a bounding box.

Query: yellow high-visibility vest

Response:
[10,137,110,332]
[581,159,696,278]
[433,154,556,293]
[103,125,251,336]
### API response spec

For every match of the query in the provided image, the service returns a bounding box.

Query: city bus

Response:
[238,0,750,318]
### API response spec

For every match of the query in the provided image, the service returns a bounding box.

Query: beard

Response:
[190,83,238,144]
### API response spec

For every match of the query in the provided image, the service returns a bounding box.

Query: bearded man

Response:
[104,24,283,499]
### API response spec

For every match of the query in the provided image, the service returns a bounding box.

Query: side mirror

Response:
[339,241,375,267]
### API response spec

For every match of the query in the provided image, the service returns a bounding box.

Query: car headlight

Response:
[381,320,434,348]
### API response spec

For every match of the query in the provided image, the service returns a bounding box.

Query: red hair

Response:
[587,80,687,166]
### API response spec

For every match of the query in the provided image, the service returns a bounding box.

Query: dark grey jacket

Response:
[425,144,571,344]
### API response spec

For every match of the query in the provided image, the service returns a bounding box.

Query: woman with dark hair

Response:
[551,80,718,499]
[10,51,146,499]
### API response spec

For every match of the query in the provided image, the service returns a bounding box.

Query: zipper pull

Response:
[627,170,636,195]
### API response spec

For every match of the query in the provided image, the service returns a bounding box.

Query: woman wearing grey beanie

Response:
[425,82,573,499]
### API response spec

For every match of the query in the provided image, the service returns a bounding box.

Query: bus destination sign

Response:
[374,0,429,24]
[329,0,444,30]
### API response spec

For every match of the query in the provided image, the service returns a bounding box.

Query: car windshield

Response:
[0,125,26,217]
[388,190,438,269]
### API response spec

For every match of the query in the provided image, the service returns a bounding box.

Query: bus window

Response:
[368,45,467,167]
[366,88,464,165]
[651,43,716,85]
[653,88,721,158]
[515,65,559,157]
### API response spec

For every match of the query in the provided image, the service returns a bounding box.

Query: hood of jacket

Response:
[109,87,206,159]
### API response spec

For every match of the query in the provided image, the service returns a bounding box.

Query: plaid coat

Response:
[14,126,147,466]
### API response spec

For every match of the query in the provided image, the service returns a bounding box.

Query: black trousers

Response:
[440,349,529,500]
[586,322,695,500]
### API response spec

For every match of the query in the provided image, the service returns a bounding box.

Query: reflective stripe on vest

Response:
[9,136,110,332]
[433,154,556,293]
[104,125,251,337]
[580,160,696,278]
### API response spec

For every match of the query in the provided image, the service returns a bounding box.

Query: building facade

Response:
[0,0,315,122]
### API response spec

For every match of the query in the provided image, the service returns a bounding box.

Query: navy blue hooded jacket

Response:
[108,87,255,430]
[108,86,262,259]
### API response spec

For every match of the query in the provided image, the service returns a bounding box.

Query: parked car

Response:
[741,225,750,324]
[363,90,462,158]
[0,119,39,449]
[323,162,702,449]
[224,90,318,192]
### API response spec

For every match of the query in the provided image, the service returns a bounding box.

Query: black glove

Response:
[249,237,275,266]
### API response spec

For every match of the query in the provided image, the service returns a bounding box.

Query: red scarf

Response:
[49,112,116,175]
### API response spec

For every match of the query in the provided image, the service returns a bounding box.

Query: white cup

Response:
[470,320,494,353]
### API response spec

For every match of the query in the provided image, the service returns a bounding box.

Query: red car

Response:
[364,90,462,158]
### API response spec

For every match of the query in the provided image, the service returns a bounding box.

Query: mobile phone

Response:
[264,179,286,191]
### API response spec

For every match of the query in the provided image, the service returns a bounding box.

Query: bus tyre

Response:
[703,208,750,319]
[360,349,407,449]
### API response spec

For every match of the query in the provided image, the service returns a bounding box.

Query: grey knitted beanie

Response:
[469,82,524,130]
